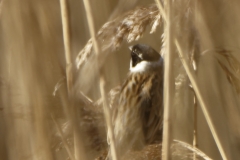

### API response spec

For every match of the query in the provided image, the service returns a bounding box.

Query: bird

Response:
[107,44,164,160]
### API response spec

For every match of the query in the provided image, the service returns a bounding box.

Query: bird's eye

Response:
[134,49,139,54]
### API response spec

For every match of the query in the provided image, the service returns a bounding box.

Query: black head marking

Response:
[129,44,160,67]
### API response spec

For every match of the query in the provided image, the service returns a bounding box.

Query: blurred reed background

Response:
[1,0,240,160]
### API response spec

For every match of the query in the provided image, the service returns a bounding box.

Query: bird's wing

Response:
[140,73,163,144]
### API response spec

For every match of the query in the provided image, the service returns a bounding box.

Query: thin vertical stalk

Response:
[59,1,86,160]
[193,3,199,159]
[175,40,228,160]
[193,92,198,160]
[156,1,228,159]
[59,0,72,93]
[82,1,118,160]
[162,0,174,160]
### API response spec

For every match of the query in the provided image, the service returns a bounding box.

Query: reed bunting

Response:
[107,44,164,159]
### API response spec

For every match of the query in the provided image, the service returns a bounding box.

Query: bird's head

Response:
[129,44,162,73]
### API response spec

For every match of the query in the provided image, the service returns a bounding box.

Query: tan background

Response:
[1,0,240,160]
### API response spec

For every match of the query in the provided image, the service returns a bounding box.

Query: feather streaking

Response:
[108,44,164,159]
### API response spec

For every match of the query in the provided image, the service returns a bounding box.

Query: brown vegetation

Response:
[1,0,240,160]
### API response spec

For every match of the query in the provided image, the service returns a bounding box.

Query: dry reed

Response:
[82,0,118,160]
[76,4,161,69]
[161,0,175,160]
[172,140,213,160]
[175,40,228,160]
[74,3,240,159]
[1,1,240,160]
[60,0,73,93]
[60,0,87,159]
[215,49,240,94]
[156,1,238,159]
[193,90,198,160]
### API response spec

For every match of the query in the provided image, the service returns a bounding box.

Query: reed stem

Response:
[82,0,118,160]
[59,0,72,94]
[175,40,228,160]
[162,0,175,159]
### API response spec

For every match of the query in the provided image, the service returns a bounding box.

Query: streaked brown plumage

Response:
[108,44,164,159]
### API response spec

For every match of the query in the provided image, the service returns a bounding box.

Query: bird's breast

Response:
[112,71,163,152]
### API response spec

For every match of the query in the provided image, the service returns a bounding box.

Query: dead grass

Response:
[1,0,240,160]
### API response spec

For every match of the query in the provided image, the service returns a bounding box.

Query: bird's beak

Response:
[129,45,133,51]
